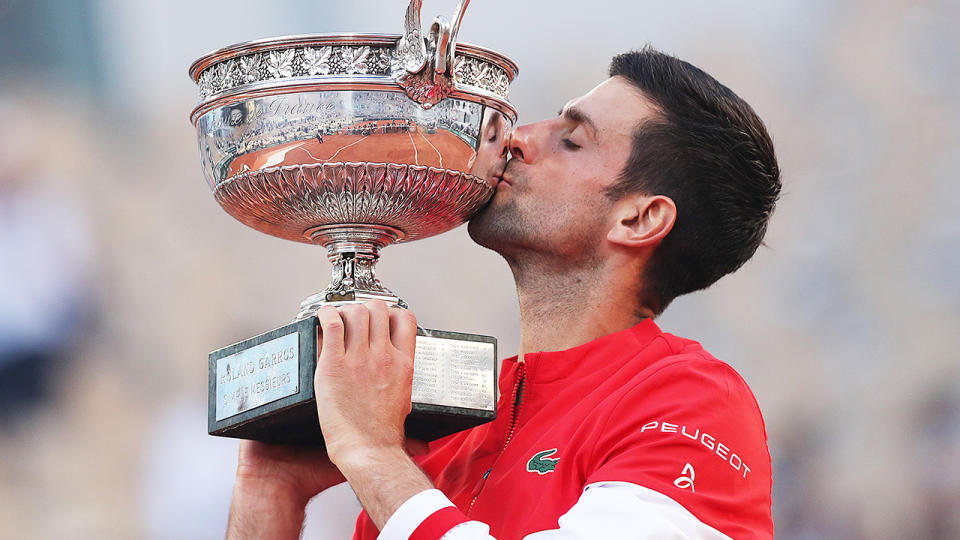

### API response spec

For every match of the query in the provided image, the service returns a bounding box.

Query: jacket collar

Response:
[499,318,663,387]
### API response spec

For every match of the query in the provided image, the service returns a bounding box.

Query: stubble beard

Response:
[467,193,527,256]
[467,162,534,258]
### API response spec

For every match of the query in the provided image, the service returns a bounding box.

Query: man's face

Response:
[468,77,660,263]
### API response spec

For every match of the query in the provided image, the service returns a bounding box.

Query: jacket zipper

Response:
[466,361,526,517]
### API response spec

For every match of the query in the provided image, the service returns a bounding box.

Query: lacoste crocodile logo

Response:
[526,448,560,474]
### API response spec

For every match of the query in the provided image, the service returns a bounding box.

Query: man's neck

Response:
[510,256,651,357]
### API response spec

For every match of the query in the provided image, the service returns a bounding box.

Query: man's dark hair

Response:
[606,46,781,315]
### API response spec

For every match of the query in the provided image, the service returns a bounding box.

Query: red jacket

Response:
[354,319,773,539]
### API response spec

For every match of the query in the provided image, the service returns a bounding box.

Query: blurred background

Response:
[0,0,957,538]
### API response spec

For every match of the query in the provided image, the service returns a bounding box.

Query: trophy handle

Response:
[446,0,469,72]
[395,0,472,107]
[397,0,427,73]
[429,16,452,76]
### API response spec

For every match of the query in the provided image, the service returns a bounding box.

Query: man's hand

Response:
[226,441,344,539]
[235,440,345,502]
[314,301,418,463]
[314,300,436,530]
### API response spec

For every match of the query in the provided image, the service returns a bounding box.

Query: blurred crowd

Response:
[1,1,958,538]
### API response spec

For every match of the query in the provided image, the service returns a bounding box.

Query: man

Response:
[227,46,781,539]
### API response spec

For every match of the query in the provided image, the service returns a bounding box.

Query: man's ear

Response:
[607,195,677,248]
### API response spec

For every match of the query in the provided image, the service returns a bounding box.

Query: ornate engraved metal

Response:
[393,0,471,107]
[396,0,428,73]
[454,56,510,98]
[196,45,395,103]
[189,0,517,317]
[194,42,510,104]
[212,162,492,245]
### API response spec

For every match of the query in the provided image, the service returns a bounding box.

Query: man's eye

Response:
[562,138,581,150]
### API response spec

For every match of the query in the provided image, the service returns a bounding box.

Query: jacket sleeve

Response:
[377,482,734,540]
[583,358,773,539]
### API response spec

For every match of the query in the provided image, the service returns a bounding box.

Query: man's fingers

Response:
[317,305,345,360]
[388,307,418,354]
[365,300,390,349]
[338,303,370,354]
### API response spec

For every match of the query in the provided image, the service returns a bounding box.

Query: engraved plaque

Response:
[216,332,300,421]
[412,335,496,411]
[207,319,496,444]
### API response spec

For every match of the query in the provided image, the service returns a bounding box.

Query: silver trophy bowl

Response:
[189,0,517,318]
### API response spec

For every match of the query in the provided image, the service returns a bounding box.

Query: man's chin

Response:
[467,197,521,251]
[466,210,494,249]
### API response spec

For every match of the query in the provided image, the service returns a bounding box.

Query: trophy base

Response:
[208,317,498,445]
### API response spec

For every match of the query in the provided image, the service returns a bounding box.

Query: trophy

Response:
[189,0,517,445]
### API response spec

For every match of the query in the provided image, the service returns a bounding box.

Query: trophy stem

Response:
[295,224,407,320]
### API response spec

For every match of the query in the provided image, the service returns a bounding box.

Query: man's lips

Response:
[498,159,519,186]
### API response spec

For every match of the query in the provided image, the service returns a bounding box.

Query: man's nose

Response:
[508,124,535,163]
